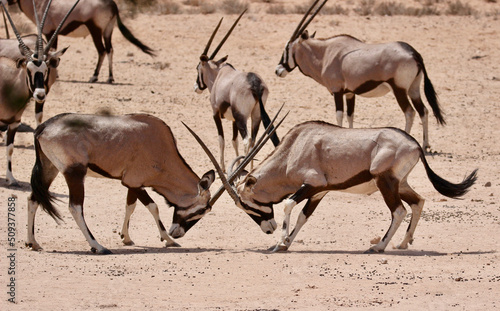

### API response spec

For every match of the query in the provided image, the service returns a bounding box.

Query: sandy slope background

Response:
[1,0,499,309]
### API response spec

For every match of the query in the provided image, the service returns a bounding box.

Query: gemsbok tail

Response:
[412,48,445,125]
[30,137,62,223]
[419,151,478,198]
[113,2,155,57]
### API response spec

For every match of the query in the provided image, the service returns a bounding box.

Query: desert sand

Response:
[0,0,499,310]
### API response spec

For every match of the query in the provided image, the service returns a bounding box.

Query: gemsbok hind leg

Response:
[87,23,107,83]
[368,174,407,253]
[103,19,115,83]
[64,165,111,254]
[392,87,416,135]
[396,181,425,250]
[408,74,430,149]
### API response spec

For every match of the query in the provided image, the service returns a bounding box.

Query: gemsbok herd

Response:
[1,0,477,254]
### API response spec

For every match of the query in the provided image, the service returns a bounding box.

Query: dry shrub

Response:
[322,4,349,15]
[221,0,249,14]
[267,4,288,14]
[446,0,477,16]
[353,0,375,16]
[157,0,182,14]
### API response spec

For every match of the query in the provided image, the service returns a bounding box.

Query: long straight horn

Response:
[31,0,42,57]
[209,9,246,60]
[297,0,328,38]
[0,2,33,59]
[2,4,10,39]
[38,0,53,56]
[181,122,241,206]
[202,17,223,57]
[44,0,80,55]
[290,0,320,41]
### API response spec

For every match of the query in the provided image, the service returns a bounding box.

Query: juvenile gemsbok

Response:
[191,120,478,253]
[26,111,282,254]
[7,0,155,83]
[0,0,78,186]
[195,10,279,172]
[276,0,444,150]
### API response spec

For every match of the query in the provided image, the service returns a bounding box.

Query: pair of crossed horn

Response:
[289,0,328,42]
[183,104,288,207]
[201,9,246,60]
[1,0,80,60]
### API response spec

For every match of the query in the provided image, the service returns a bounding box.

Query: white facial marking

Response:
[169,223,185,238]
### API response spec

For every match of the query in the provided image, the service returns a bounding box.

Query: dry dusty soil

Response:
[0,0,499,310]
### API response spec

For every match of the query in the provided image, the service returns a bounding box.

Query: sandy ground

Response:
[1,1,499,310]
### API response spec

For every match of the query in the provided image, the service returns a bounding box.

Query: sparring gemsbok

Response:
[190,120,478,253]
[7,0,155,83]
[194,10,279,172]
[26,110,283,254]
[0,0,78,186]
[276,0,444,150]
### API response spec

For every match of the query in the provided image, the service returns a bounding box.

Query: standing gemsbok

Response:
[7,0,155,83]
[26,111,283,254]
[276,0,444,150]
[189,120,478,253]
[195,10,279,172]
[0,0,78,186]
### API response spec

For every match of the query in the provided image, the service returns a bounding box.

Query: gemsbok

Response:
[190,120,478,253]
[26,111,283,254]
[194,10,279,172]
[0,0,78,186]
[276,0,444,150]
[7,0,155,83]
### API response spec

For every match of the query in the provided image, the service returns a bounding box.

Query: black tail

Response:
[411,47,445,125]
[114,2,155,57]
[30,137,62,223]
[420,151,477,198]
[258,97,280,147]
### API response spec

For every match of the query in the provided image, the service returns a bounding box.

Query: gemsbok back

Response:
[7,0,155,83]
[194,10,279,172]
[26,110,282,254]
[191,120,478,253]
[276,0,444,150]
[0,0,78,186]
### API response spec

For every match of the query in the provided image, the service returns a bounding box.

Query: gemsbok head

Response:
[194,10,280,172]
[191,119,478,253]
[276,0,444,150]
[0,0,78,186]
[7,0,155,83]
[27,110,282,254]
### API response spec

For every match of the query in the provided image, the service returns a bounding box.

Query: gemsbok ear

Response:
[47,47,69,68]
[199,170,215,192]
[215,55,228,66]
[311,31,317,38]
[245,175,257,188]
[16,57,26,68]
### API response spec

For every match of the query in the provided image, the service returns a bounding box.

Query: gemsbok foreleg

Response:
[368,174,407,253]
[64,165,111,254]
[5,122,20,186]
[273,189,327,252]
[214,114,226,172]
[396,180,425,250]
[121,188,180,247]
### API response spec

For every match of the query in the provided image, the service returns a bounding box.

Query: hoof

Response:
[271,243,289,253]
[7,180,20,188]
[25,242,42,251]
[91,247,113,255]
[122,240,135,246]
[106,77,115,84]
[89,76,98,83]
[166,241,181,248]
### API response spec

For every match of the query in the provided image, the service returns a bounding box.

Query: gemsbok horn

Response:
[276,0,444,150]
